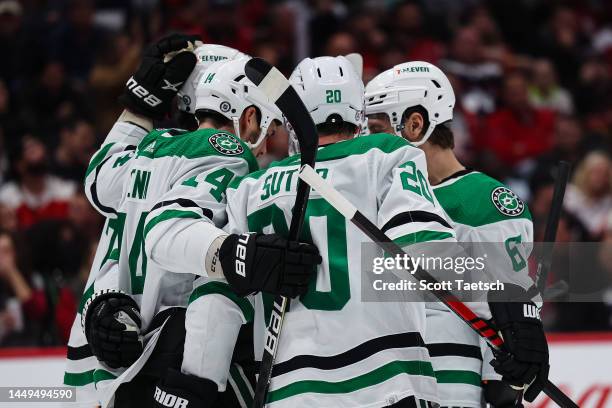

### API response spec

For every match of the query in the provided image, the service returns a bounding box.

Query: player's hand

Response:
[219,233,322,297]
[488,284,549,402]
[83,291,143,369]
[119,33,199,120]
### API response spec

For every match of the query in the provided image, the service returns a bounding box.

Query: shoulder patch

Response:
[491,186,525,217]
[208,132,244,156]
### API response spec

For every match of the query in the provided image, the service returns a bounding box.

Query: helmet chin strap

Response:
[232,116,242,141]
[236,114,270,151]
[411,124,435,147]
[245,124,269,150]
[393,118,436,146]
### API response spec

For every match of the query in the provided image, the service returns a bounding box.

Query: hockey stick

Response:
[527,161,571,300]
[298,164,578,408]
[244,58,319,408]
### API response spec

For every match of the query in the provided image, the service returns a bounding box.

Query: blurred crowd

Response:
[0,0,610,346]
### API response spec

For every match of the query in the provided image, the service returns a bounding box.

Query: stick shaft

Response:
[534,162,571,293]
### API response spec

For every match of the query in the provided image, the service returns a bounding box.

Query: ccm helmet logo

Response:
[126,77,162,107]
[235,233,251,277]
[154,387,189,408]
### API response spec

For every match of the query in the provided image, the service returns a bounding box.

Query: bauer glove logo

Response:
[235,233,251,277]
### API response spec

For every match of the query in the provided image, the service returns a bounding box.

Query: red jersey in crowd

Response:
[483,108,556,166]
[0,177,76,229]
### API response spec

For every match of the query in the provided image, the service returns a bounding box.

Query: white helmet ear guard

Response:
[178,44,249,114]
[364,61,455,146]
[194,58,282,149]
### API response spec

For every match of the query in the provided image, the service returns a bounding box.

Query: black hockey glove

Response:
[488,284,549,402]
[119,33,199,120]
[82,290,143,369]
[153,368,218,408]
[219,233,322,298]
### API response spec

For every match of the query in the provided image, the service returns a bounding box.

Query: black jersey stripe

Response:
[381,211,451,233]
[150,198,214,220]
[90,155,117,216]
[437,168,475,185]
[67,345,94,360]
[426,343,482,360]
[271,332,426,378]
[89,145,136,217]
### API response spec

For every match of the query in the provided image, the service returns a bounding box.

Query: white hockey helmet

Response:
[287,56,365,153]
[177,44,249,114]
[194,58,282,149]
[364,61,455,146]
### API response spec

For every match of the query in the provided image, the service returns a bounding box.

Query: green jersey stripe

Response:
[93,369,117,384]
[63,367,116,387]
[78,283,95,314]
[143,209,202,238]
[85,143,115,178]
[189,281,254,323]
[266,360,435,403]
[394,230,454,247]
[434,370,481,387]
[64,370,94,386]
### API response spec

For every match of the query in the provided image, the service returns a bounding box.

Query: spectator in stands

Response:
[67,190,102,243]
[0,204,16,232]
[0,230,47,345]
[575,57,611,115]
[50,118,96,183]
[0,78,24,157]
[529,59,574,114]
[482,72,555,168]
[538,6,591,89]
[0,137,76,229]
[530,115,584,190]
[89,33,141,134]
[565,151,612,239]
[324,32,357,58]
[440,26,502,114]
[391,1,443,64]
[49,0,109,81]
[19,61,90,140]
[0,0,23,85]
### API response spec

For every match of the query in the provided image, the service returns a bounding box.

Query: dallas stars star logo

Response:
[209,132,244,156]
[491,186,525,216]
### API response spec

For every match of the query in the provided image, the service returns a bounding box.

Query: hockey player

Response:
[225,55,459,407]
[142,57,320,408]
[63,39,251,406]
[75,36,321,407]
[365,61,548,406]
[63,33,202,405]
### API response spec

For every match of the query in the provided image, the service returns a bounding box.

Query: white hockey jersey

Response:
[63,217,123,405]
[425,169,534,407]
[226,134,460,407]
[83,124,258,330]
[64,119,152,403]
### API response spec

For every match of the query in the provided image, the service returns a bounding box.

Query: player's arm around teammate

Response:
[141,59,321,408]
[79,34,200,373]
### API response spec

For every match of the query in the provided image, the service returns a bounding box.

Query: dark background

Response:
[0,0,610,346]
